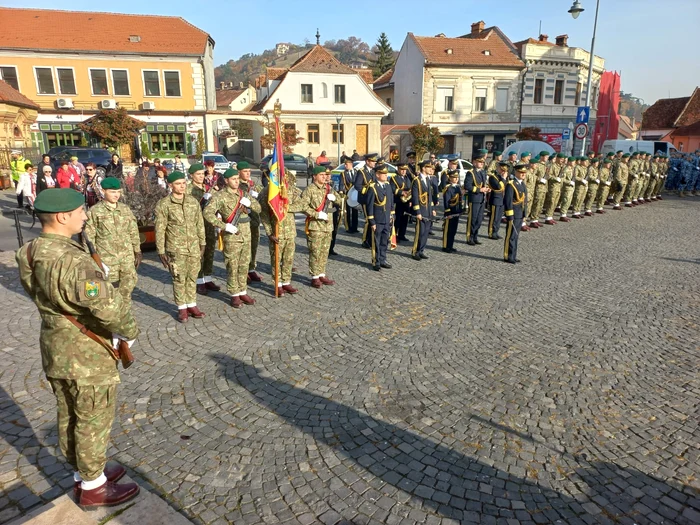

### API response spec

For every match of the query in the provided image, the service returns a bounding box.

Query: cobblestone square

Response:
[1,197,699,525]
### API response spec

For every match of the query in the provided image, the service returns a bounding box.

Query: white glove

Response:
[569,181,575,187]
[250,190,259,198]
[215,227,221,236]
[595,179,600,184]
[539,178,546,184]
[203,192,211,200]
[555,177,561,182]
[327,193,336,202]
[225,223,238,234]
[101,263,110,278]
[317,211,328,221]
[582,180,588,185]
[112,335,135,350]
[605,181,611,186]
[240,197,251,207]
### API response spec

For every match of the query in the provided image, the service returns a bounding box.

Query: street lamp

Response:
[335,113,343,166]
[569,0,600,155]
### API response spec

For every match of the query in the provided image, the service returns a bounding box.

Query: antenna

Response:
[539,20,542,35]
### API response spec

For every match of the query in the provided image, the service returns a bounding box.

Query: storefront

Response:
[144,122,190,156]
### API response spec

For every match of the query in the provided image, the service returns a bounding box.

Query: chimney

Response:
[219,81,224,90]
[555,34,568,47]
[538,34,549,42]
[471,21,485,36]
[229,81,234,88]
[239,82,244,89]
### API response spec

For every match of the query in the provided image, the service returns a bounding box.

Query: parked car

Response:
[49,147,112,177]
[438,158,473,185]
[202,153,232,172]
[600,140,677,156]
[330,160,399,176]
[259,153,308,173]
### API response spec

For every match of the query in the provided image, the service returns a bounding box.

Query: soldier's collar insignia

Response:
[85,281,100,298]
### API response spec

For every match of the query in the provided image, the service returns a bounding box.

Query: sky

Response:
[8,0,700,104]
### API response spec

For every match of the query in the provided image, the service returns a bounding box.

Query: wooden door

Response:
[355,124,368,156]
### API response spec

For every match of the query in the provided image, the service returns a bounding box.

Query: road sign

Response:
[562,129,571,140]
[576,106,590,124]
[574,123,588,140]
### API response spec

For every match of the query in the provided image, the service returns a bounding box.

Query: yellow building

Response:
[0,7,217,157]
[0,79,39,152]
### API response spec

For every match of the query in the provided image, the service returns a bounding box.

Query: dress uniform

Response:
[442,170,463,252]
[238,162,264,281]
[439,159,459,191]
[571,157,590,218]
[366,166,395,270]
[411,161,435,260]
[487,162,509,239]
[528,152,551,228]
[341,159,359,233]
[16,189,140,507]
[503,165,528,264]
[611,154,631,209]
[558,157,576,221]
[391,163,412,242]
[543,153,566,225]
[406,152,418,180]
[465,154,489,245]
[583,158,601,215]
[353,153,377,247]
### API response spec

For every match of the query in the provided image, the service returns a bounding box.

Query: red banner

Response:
[540,134,563,152]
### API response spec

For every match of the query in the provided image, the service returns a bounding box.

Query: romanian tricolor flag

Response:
[268,117,288,221]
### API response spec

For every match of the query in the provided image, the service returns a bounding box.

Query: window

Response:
[575,82,582,106]
[111,69,130,96]
[307,124,320,144]
[534,78,544,104]
[436,86,454,112]
[143,70,160,96]
[149,132,184,152]
[496,87,508,112]
[284,124,296,134]
[474,87,487,112]
[90,69,109,95]
[591,86,598,108]
[301,84,313,103]
[554,80,564,105]
[56,68,76,95]
[164,71,181,97]
[0,67,19,91]
[35,67,55,95]
[332,124,344,144]
[334,84,346,103]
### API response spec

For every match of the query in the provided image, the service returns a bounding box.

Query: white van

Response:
[601,140,677,156]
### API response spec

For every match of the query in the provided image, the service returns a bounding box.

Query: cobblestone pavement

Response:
[1,196,699,525]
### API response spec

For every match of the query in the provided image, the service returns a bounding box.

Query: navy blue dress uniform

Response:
[341,160,359,233]
[439,160,459,192]
[465,154,489,245]
[366,166,395,270]
[504,164,528,264]
[353,153,377,247]
[406,152,418,180]
[391,164,412,242]
[442,170,463,253]
[411,162,435,260]
[487,162,509,239]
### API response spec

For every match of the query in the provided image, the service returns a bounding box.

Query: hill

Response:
[619,91,649,122]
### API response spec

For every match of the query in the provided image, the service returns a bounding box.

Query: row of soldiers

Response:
[667,151,700,196]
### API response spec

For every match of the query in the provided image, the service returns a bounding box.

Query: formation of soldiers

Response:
[667,151,700,197]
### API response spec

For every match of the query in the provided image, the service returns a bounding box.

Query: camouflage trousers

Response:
[223,237,251,295]
[198,224,217,279]
[248,217,260,272]
[679,168,700,192]
[559,185,575,216]
[622,177,638,203]
[612,181,627,206]
[583,183,600,211]
[109,263,137,301]
[634,176,648,200]
[571,184,588,214]
[595,183,611,209]
[527,184,548,222]
[167,252,200,306]
[645,178,659,199]
[525,181,536,218]
[48,378,116,482]
[543,185,562,218]
[268,236,295,284]
[307,230,332,277]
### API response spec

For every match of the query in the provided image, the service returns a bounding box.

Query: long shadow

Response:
[0,260,27,299]
[660,256,700,265]
[131,287,177,319]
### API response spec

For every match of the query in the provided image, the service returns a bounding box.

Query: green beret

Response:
[188,163,204,174]
[591,158,600,164]
[568,156,577,162]
[478,149,488,155]
[631,152,638,157]
[539,151,550,157]
[508,151,518,156]
[603,158,612,164]
[557,153,567,158]
[167,171,186,183]
[34,188,85,213]
[313,166,327,175]
[520,152,531,158]
[236,161,250,170]
[529,159,538,164]
[223,168,238,179]
[616,150,624,154]
[622,153,631,158]
[492,150,502,156]
[579,156,587,161]
[101,177,121,190]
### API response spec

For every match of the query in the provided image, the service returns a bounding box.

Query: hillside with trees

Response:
[619,91,649,122]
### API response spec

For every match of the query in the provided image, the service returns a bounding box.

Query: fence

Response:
[0,147,43,170]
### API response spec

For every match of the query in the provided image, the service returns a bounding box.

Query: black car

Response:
[259,153,309,173]
[49,147,112,176]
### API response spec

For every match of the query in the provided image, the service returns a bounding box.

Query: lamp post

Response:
[569,0,600,155]
[335,113,343,166]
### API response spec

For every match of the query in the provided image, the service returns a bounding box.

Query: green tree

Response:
[77,107,144,149]
[195,129,206,157]
[372,33,394,76]
[408,124,444,161]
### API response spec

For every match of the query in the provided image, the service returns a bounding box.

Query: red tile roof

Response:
[674,87,700,127]
[410,31,524,68]
[288,45,356,74]
[0,7,211,56]
[0,79,39,110]
[642,96,691,129]
[266,68,287,81]
[354,69,375,84]
[672,120,700,137]
[374,69,394,87]
[216,89,245,108]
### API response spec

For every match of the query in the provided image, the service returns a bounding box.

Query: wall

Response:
[0,105,38,149]
[392,37,424,125]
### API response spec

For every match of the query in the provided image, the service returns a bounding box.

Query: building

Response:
[391,22,525,159]
[0,79,39,152]
[276,43,291,57]
[0,7,217,157]
[618,115,639,140]
[216,83,256,112]
[373,69,394,124]
[252,45,390,162]
[641,88,700,152]
[514,34,605,154]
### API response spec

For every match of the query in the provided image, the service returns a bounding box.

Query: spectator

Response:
[10,150,28,206]
[69,155,86,180]
[105,153,123,179]
[351,149,361,162]
[55,160,76,189]
[316,150,329,165]
[36,154,52,175]
[155,166,168,190]
[36,165,56,194]
[153,158,162,172]
[16,162,34,208]
[306,152,315,184]
[173,154,185,173]
[84,163,103,207]
[340,151,349,163]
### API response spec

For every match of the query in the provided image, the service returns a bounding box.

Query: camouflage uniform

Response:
[595,163,613,210]
[611,159,630,207]
[528,159,550,225]
[240,179,263,273]
[583,163,601,213]
[187,183,217,283]
[543,160,564,220]
[84,201,141,300]
[300,181,341,277]
[524,163,537,218]
[622,156,639,205]
[155,194,205,307]
[203,186,261,296]
[558,163,576,218]
[571,162,589,216]
[16,234,138,482]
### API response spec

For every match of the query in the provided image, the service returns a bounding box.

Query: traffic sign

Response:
[574,123,588,139]
[562,129,571,140]
[576,106,590,124]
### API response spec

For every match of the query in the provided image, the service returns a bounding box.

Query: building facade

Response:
[641,88,700,152]
[0,79,39,153]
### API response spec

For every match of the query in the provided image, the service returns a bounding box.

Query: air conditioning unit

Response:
[100,99,117,109]
[141,101,156,111]
[56,98,74,109]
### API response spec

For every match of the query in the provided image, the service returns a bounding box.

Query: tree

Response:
[516,127,543,141]
[230,120,253,140]
[408,124,444,161]
[371,33,394,77]
[195,129,206,157]
[335,36,371,63]
[77,107,144,149]
[259,119,304,154]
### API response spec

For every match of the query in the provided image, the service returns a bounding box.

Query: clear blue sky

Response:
[9,0,700,104]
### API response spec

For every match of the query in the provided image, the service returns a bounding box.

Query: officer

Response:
[354,153,378,248]
[571,156,589,218]
[366,165,395,271]
[406,151,418,180]
[391,163,412,242]
[543,153,566,225]
[16,188,140,507]
[558,156,577,222]
[187,163,220,295]
[503,164,528,264]
[83,177,142,301]
[611,153,631,210]
[527,151,551,229]
[341,157,359,233]
[487,161,509,240]
[411,160,436,260]
[465,153,490,245]
[237,161,264,282]
[155,171,206,322]
[583,157,601,216]
[442,169,463,253]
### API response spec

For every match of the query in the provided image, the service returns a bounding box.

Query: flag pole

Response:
[273,102,283,298]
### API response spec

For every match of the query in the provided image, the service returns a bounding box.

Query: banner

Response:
[540,134,563,152]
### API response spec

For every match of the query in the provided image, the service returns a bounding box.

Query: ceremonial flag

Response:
[268,117,288,221]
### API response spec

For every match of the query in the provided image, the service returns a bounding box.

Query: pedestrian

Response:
[36,164,57,194]
[104,154,123,179]
[172,154,186,173]
[70,156,86,181]
[16,188,140,508]
[442,169,463,252]
[465,153,490,245]
[15,161,33,208]
[55,160,77,189]
[351,149,361,162]
[316,150,329,165]
[306,152,315,184]
[83,163,103,207]
[365,164,395,271]
[340,150,349,163]
[503,164,528,264]
[36,153,52,175]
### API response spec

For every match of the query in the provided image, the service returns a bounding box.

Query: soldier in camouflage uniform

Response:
[520,153,535,231]
[259,171,306,296]
[237,161,264,282]
[635,153,650,203]
[571,156,590,218]
[203,168,262,308]
[543,153,566,225]
[611,153,631,209]
[558,156,576,222]
[301,166,341,288]
[622,152,640,207]
[527,151,551,228]
[16,188,140,507]
[594,158,613,213]
[186,163,221,295]
[583,157,601,215]
[486,150,502,177]
[155,171,206,323]
[84,177,142,302]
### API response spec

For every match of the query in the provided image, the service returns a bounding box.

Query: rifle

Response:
[80,230,135,369]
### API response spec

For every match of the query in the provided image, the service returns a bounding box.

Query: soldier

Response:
[411,161,436,260]
[487,150,503,176]
[442,170,463,252]
[259,170,305,296]
[439,158,459,191]
[522,154,536,231]
[236,161,264,282]
[354,153,378,248]
[366,165,395,271]
[611,153,631,210]
[527,151,551,229]
[83,178,141,302]
[543,153,566,225]
[557,156,576,222]
[186,163,221,295]
[155,171,206,323]
[465,153,490,245]
[583,157,601,216]
[503,164,528,264]
[571,156,590,219]
[506,151,518,175]
[341,157,359,233]
[645,155,660,202]
[623,152,640,207]
[204,168,262,307]
[406,151,418,180]
[635,153,650,204]
[594,158,613,213]
[391,163,412,242]
[16,188,140,507]
[301,166,341,287]
[487,161,509,240]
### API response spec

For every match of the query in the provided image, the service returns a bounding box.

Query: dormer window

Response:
[483,50,491,56]
[446,48,453,55]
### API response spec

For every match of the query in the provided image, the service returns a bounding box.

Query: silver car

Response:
[202,153,232,172]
